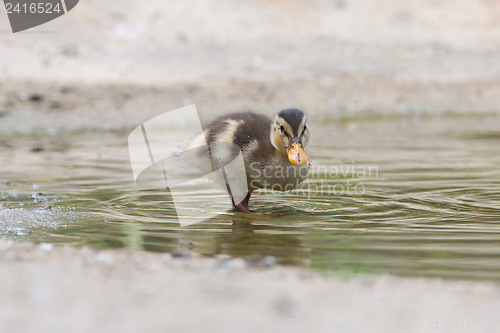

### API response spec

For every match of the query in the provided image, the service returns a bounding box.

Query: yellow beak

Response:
[287,142,307,166]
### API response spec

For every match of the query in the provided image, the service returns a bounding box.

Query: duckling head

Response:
[271,108,310,166]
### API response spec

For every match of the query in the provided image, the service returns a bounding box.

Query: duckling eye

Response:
[279,125,285,133]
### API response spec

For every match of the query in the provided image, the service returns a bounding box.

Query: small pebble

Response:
[229,258,247,269]
[62,44,79,57]
[38,243,53,251]
[262,256,277,268]
[31,193,47,201]
[17,93,27,102]
[219,258,247,273]
[60,86,76,94]
[29,93,44,102]
[247,255,261,266]
[95,251,114,263]
[172,249,192,259]
[247,255,277,268]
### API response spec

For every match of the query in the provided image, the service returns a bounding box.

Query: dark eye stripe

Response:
[279,124,291,138]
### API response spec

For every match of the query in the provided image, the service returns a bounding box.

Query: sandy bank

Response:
[0,240,498,333]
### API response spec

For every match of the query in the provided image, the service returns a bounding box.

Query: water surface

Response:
[1,115,500,281]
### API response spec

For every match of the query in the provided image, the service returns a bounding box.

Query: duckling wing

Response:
[205,112,274,169]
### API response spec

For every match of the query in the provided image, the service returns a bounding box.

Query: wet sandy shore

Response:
[0,240,499,333]
[1,78,499,140]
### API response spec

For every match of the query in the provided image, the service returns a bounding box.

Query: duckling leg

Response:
[234,192,252,213]
[243,192,252,207]
[235,202,251,213]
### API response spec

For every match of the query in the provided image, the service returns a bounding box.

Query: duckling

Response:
[194,108,310,212]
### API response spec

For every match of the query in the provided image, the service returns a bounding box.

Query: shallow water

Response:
[1,115,500,281]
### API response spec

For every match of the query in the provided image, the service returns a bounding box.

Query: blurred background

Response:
[2,0,500,280]
[1,0,500,136]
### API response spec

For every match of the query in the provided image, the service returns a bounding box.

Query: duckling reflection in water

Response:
[190,108,311,213]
